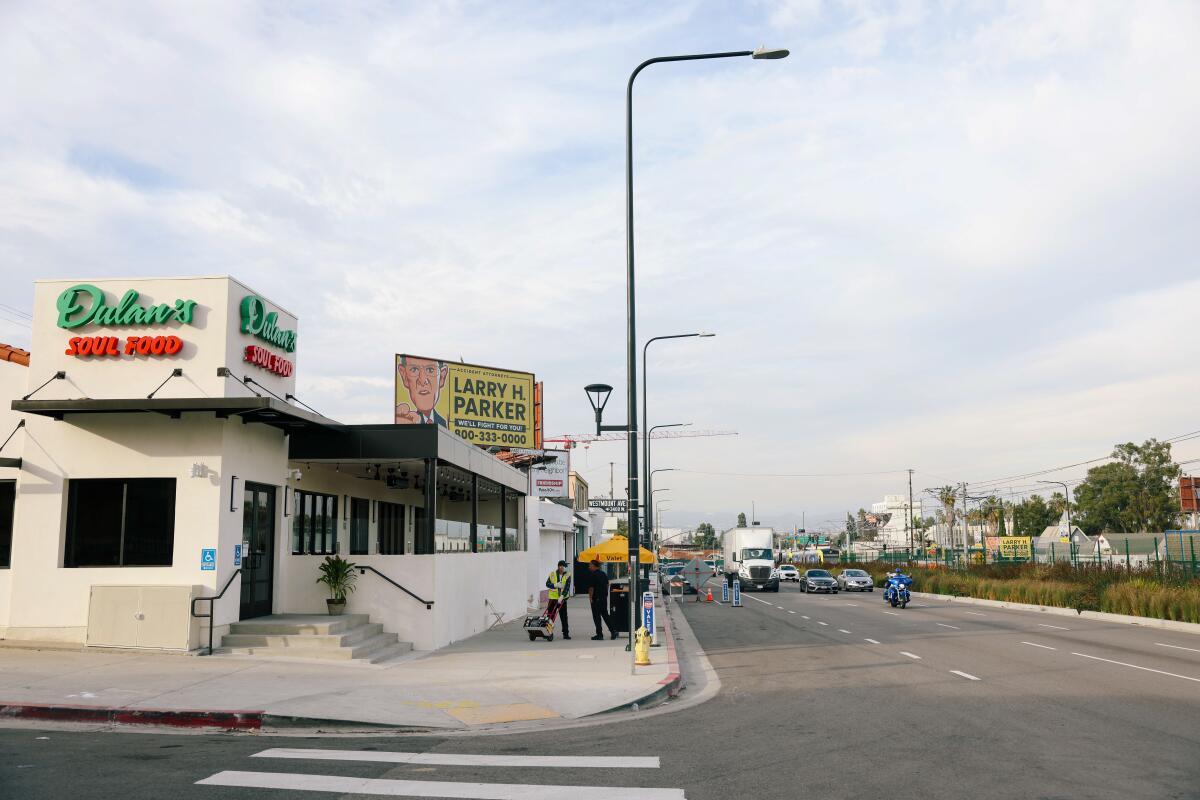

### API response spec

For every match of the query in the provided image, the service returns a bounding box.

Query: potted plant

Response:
[316,555,357,615]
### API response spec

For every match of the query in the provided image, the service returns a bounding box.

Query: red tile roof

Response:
[0,343,30,367]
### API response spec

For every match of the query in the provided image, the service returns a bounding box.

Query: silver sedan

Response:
[837,568,874,592]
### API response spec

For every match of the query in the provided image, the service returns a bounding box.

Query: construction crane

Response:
[544,430,738,449]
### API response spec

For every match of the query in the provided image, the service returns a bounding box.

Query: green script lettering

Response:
[55,284,199,330]
[239,294,296,353]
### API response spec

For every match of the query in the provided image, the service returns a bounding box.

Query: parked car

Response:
[777,565,800,582]
[799,569,838,593]
[837,568,874,592]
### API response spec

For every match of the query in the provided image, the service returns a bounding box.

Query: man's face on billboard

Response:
[399,357,447,416]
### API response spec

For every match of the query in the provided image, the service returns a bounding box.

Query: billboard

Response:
[395,354,536,448]
[997,537,1032,559]
[530,450,570,498]
[1181,477,1200,512]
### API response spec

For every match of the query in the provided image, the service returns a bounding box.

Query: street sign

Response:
[721,578,729,603]
[233,544,242,567]
[200,548,216,571]
[589,498,628,513]
[641,591,655,645]
[732,579,742,607]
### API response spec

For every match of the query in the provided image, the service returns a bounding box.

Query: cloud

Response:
[1,0,1198,526]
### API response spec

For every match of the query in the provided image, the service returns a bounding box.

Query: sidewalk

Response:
[0,600,679,731]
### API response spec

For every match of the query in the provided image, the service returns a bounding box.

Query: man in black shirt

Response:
[587,559,618,640]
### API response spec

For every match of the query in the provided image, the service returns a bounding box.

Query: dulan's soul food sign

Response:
[54,283,297,377]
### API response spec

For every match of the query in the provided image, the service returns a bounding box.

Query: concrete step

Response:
[227,614,370,636]
[221,623,383,650]
[218,613,412,663]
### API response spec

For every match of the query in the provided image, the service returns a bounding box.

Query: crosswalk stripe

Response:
[253,749,660,769]
[197,771,686,799]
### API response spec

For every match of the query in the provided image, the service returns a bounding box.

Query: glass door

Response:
[239,483,276,620]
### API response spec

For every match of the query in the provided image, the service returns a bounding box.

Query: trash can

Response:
[609,582,630,634]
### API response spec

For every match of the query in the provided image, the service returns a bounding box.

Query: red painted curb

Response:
[0,702,263,730]
[657,600,682,696]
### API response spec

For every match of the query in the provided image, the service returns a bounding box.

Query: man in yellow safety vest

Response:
[545,560,571,640]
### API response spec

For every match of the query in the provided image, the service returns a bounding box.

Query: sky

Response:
[2,1,1199,532]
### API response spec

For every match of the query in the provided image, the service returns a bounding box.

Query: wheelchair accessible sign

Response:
[200,548,217,571]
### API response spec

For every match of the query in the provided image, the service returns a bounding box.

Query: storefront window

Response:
[0,481,14,568]
[292,490,338,555]
[504,488,523,551]
[378,501,405,555]
[436,465,472,553]
[64,478,176,567]
[476,478,503,552]
[349,497,369,555]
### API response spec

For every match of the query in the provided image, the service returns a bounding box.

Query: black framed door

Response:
[239,483,276,620]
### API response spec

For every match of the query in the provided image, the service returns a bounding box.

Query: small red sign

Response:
[244,344,293,377]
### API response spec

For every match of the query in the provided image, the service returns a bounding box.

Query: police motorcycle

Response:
[883,570,912,609]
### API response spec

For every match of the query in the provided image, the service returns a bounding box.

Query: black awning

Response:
[10,397,340,431]
[0,457,20,468]
[288,423,440,461]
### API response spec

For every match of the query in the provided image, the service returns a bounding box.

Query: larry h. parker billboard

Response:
[394,354,536,448]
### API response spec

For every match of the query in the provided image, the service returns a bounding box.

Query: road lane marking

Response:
[197,771,685,799]
[1038,623,1069,630]
[787,610,797,614]
[1156,642,1200,654]
[746,595,772,606]
[900,651,921,660]
[964,611,986,617]
[253,749,661,769]
[817,621,829,626]
[1021,641,1057,650]
[1072,652,1200,683]
[882,611,899,616]
[864,638,881,644]
[844,603,860,607]
[776,606,784,609]
[950,670,981,681]
[801,615,810,620]
[936,623,960,630]
[838,629,852,634]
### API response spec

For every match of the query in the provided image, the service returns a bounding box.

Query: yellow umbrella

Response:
[578,534,656,564]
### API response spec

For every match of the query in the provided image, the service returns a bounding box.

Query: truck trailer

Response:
[722,526,779,592]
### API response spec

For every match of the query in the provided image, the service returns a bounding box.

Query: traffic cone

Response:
[705,588,713,603]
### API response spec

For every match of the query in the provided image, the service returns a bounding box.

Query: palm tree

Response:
[937,486,959,548]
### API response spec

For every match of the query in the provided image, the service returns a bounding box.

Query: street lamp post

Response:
[645,425,687,543]
[649,487,671,547]
[1038,480,1075,551]
[593,45,789,671]
[642,332,712,534]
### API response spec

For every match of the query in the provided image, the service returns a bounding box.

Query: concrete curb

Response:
[0,701,263,730]
[912,591,1200,636]
[588,598,683,718]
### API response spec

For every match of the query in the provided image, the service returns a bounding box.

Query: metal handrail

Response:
[357,565,434,609]
[190,568,242,655]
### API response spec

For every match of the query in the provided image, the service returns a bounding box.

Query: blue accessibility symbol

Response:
[201,548,217,570]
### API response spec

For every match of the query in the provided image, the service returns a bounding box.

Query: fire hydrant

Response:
[634,626,652,666]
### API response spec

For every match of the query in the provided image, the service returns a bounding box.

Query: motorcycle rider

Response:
[884,567,909,601]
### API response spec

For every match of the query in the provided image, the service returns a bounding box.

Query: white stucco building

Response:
[0,276,532,655]
[871,494,921,549]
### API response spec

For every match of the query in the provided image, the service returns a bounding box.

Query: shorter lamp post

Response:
[1038,480,1076,557]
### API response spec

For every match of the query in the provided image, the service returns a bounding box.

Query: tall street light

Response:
[643,333,712,535]
[649,487,671,547]
[1037,480,1075,544]
[594,45,789,668]
[645,423,688,543]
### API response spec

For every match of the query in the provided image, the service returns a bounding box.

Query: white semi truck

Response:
[722,526,779,592]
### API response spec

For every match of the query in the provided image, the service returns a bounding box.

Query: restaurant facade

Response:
[0,276,529,653]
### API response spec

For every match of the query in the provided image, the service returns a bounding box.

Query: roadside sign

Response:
[589,498,628,513]
[721,578,729,603]
[641,591,655,645]
[732,579,742,607]
[200,548,216,571]
[233,544,242,567]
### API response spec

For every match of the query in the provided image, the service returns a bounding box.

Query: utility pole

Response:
[907,468,915,554]
[961,482,970,557]
[610,462,614,498]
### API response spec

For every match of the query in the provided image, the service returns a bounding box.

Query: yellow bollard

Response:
[634,626,652,666]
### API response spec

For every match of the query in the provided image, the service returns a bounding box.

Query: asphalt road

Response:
[3,580,1199,799]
